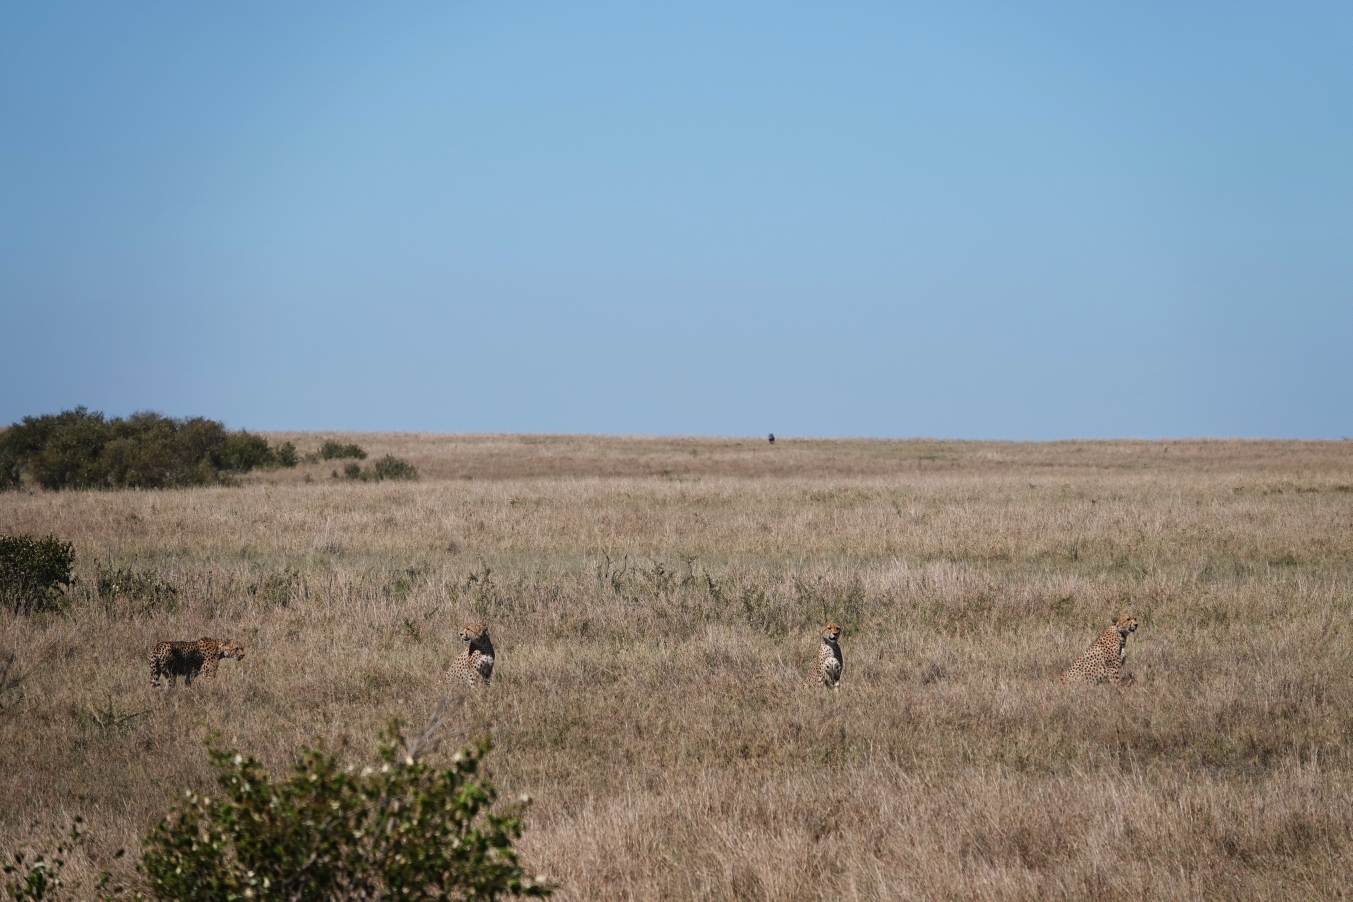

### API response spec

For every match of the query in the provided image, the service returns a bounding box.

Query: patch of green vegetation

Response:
[340,455,419,482]
[0,533,74,615]
[319,439,367,460]
[0,408,295,491]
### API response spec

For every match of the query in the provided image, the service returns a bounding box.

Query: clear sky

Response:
[2,2,1350,438]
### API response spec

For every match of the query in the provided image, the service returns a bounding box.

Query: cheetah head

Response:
[221,641,246,660]
[1114,614,1138,636]
[460,624,489,645]
[821,622,841,643]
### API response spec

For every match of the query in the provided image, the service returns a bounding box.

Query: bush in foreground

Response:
[141,719,550,901]
[0,409,296,491]
[0,534,74,615]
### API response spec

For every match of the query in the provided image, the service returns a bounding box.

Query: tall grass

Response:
[1,435,1351,899]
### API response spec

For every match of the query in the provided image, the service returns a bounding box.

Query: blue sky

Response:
[2,2,1350,438]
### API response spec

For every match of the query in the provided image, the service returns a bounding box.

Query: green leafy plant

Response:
[140,711,552,901]
[319,440,367,460]
[0,535,75,615]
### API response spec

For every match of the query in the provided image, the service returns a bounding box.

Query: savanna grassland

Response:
[2,434,1353,901]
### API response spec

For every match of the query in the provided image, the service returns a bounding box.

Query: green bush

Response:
[0,534,75,615]
[319,440,367,460]
[343,456,419,483]
[141,721,552,901]
[0,408,296,491]
[372,454,418,481]
[275,441,298,468]
[214,431,274,473]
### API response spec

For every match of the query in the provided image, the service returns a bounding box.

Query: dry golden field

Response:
[2,434,1352,901]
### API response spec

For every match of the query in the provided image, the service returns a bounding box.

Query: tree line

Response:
[0,408,296,491]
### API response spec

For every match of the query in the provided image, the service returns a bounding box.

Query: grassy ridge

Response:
[1,435,1351,900]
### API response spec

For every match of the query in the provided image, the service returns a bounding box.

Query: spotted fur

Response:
[1061,615,1138,685]
[812,622,844,689]
[447,623,495,689]
[149,637,245,688]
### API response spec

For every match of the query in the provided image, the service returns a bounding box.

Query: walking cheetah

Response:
[149,637,245,688]
[812,622,844,689]
[1061,615,1137,685]
[447,623,495,689]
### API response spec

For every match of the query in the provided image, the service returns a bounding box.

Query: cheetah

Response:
[447,623,495,689]
[1060,615,1137,685]
[149,637,245,688]
[812,622,844,689]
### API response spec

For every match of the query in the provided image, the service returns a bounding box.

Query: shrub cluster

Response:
[0,534,74,615]
[319,440,367,460]
[2,722,552,901]
[0,408,296,491]
[340,455,419,482]
[140,726,550,901]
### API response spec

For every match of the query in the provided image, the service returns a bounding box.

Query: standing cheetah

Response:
[149,638,245,688]
[447,623,495,689]
[1061,615,1137,684]
[812,622,844,689]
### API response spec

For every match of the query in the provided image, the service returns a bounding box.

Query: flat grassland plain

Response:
[2,435,1352,901]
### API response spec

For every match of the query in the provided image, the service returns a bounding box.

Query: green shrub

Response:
[343,456,419,483]
[0,408,295,491]
[372,454,418,481]
[275,441,298,468]
[141,720,552,901]
[0,438,24,492]
[319,440,367,460]
[214,431,275,473]
[0,534,75,615]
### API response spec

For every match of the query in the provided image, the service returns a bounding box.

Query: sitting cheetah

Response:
[149,637,245,688]
[1061,615,1137,685]
[812,622,844,689]
[447,623,495,689]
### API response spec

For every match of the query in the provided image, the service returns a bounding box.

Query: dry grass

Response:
[2,434,1352,900]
